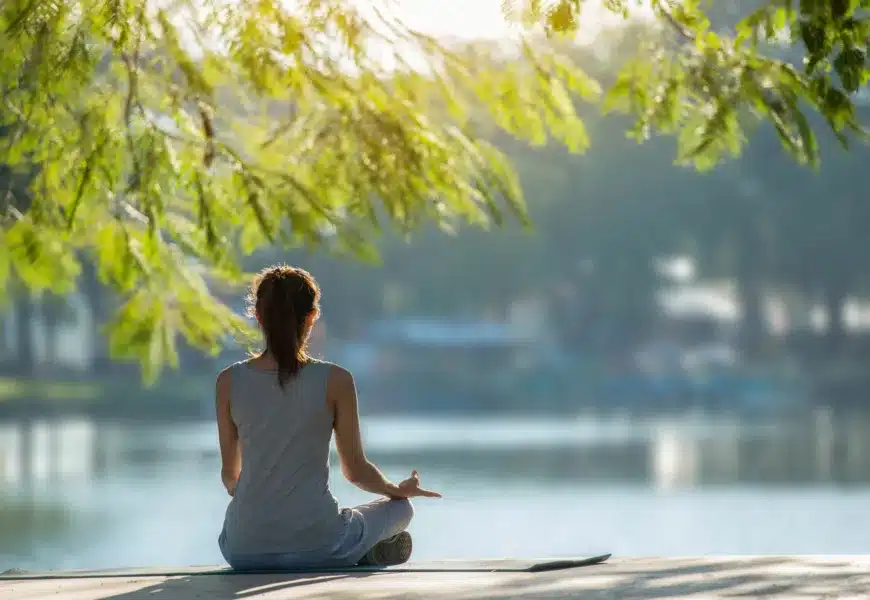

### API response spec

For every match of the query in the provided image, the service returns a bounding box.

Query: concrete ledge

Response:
[3,556,870,599]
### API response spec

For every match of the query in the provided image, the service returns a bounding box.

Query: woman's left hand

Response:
[390,470,442,499]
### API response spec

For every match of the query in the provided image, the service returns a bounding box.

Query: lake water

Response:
[2,409,870,571]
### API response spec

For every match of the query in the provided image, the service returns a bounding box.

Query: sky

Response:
[346,0,654,72]
[388,0,520,40]
[170,0,654,73]
[388,0,652,42]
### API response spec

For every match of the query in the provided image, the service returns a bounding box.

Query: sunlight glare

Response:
[352,0,654,72]
[388,0,653,42]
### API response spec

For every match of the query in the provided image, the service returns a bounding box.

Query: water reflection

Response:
[360,410,870,488]
[1,410,870,569]
[0,419,97,485]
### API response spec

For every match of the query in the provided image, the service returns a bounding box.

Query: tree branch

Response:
[655,0,695,42]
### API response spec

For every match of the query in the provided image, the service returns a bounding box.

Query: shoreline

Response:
[0,393,865,422]
[0,370,868,422]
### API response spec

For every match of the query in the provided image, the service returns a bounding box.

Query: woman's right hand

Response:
[389,470,442,499]
[222,469,238,497]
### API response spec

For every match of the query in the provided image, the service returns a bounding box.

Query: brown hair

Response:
[246,265,320,387]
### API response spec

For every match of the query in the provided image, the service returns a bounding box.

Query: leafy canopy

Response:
[0,0,867,379]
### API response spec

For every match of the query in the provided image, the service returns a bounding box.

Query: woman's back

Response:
[221,359,343,557]
[216,265,439,570]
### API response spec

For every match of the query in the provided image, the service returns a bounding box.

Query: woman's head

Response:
[247,265,320,387]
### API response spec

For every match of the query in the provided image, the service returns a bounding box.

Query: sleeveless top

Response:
[221,359,345,557]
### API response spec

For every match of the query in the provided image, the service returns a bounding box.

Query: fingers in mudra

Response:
[402,470,442,498]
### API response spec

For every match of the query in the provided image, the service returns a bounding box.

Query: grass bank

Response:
[0,373,214,420]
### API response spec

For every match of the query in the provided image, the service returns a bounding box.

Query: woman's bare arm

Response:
[328,365,401,498]
[216,368,241,496]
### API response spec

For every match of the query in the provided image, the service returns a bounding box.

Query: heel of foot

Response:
[393,531,412,564]
[362,531,413,566]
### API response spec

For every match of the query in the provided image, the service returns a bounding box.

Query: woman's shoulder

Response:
[223,358,254,371]
[307,359,355,385]
[216,359,254,381]
[308,358,344,369]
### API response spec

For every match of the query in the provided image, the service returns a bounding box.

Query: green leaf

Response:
[834,47,866,92]
[800,20,828,56]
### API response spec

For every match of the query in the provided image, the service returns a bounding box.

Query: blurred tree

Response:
[1,0,868,378]
[755,121,870,355]
[79,259,115,373]
[12,289,35,375]
[40,292,76,368]
[0,156,37,373]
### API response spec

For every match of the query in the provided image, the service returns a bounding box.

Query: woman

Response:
[216,265,441,570]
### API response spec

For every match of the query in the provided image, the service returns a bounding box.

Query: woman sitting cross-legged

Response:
[216,265,441,571]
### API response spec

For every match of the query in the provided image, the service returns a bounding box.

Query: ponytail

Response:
[248,265,320,388]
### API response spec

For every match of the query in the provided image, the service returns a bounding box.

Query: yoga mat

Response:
[0,553,611,579]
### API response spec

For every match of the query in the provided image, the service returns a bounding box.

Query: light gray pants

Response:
[220,498,414,570]
[332,498,414,565]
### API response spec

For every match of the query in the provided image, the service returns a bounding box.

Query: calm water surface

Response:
[1,410,869,570]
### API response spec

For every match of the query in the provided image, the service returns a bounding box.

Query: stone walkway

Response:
[3,556,870,599]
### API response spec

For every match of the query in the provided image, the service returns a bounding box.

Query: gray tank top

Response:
[221,359,344,557]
